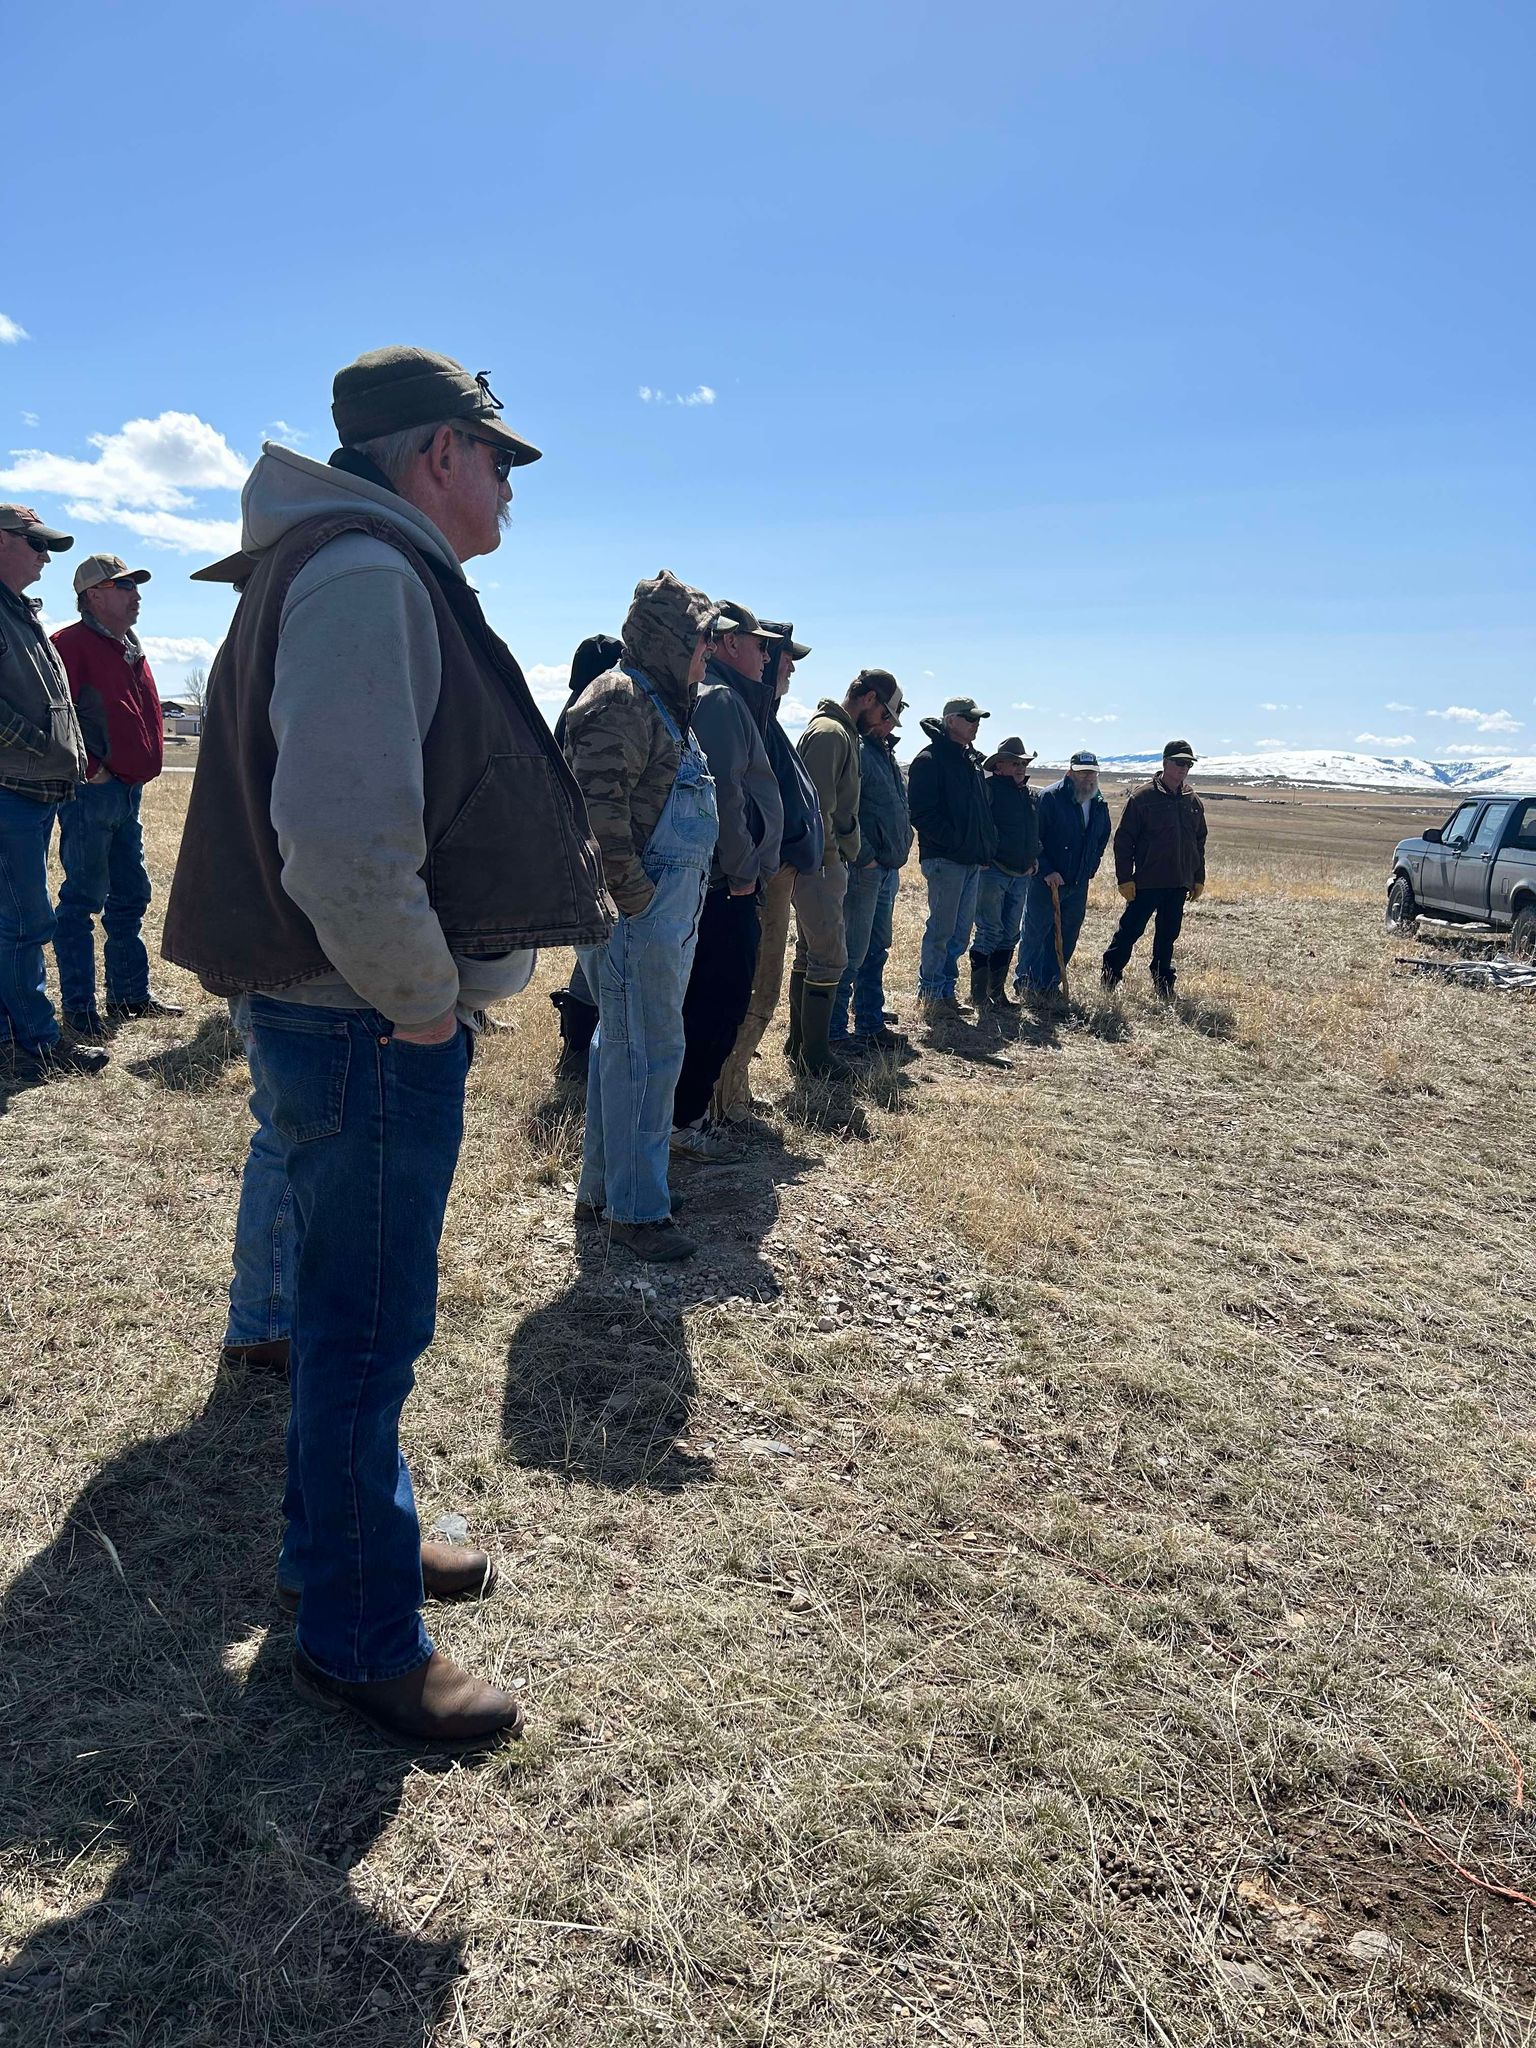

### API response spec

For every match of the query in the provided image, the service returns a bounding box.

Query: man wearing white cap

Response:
[51,555,183,1035]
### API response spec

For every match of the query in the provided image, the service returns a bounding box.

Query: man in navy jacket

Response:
[1015,750,1111,998]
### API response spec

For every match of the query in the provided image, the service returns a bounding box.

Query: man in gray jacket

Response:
[670,602,783,1159]
[164,348,612,1751]
[0,506,107,1079]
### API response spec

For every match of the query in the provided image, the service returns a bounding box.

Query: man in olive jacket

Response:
[789,668,902,1072]
[1101,740,1207,997]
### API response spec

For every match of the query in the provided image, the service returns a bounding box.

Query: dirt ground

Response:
[2,778,1535,2047]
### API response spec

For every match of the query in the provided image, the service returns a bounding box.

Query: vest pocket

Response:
[428,753,584,934]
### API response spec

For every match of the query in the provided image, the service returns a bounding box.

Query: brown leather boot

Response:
[292,1645,523,1750]
[219,1338,291,1375]
[276,1542,497,1617]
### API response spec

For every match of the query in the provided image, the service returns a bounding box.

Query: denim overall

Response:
[577,668,718,1225]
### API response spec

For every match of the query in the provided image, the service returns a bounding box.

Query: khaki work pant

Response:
[712,861,797,1123]
[790,859,850,982]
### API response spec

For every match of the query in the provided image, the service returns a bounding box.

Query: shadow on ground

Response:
[127,1008,242,1092]
[501,1130,814,1491]
[0,1368,460,2047]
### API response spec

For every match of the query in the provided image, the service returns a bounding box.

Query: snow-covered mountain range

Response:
[1039,751,1536,793]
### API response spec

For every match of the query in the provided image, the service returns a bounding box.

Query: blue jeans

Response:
[0,785,61,1050]
[1017,876,1090,993]
[224,995,296,1349]
[54,777,152,1011]
[833,862,899,1037]
[577,857,708,1224]
[973,867,1030,956]
[917,857,980,999]
[248,995,470,1685]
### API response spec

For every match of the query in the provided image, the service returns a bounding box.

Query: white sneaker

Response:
[670,1117,745,1162]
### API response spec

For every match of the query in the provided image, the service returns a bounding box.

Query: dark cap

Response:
[0,503,74,552]
[984,735,1036,772]
[1163,739,1197,763]
[190,550,258,586]
[759,617,811,661]
[943,695,989,722]
[711,599,776,641]
[332,347,542,466]
[1069,749,1100,770]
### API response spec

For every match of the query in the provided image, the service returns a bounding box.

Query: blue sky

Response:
[3,0,1531,759]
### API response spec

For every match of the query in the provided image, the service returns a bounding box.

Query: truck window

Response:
[1510,800,1536,851]
[1442,803,1481,848]
[1469,800,1514,850]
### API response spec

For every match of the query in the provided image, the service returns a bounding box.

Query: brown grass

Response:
[2,781,1535,2046]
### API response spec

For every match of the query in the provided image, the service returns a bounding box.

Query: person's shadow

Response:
[0,1366,460,2047]
[501,1131,814,1492]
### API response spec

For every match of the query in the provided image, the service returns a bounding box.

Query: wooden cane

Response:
[1049,878,1069,1003]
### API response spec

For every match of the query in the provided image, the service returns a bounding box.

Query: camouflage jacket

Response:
[563,665,691,916]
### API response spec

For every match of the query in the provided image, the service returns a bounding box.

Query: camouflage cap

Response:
[332,346,542,466]
[0,504,73,552]
[74,552,151,594]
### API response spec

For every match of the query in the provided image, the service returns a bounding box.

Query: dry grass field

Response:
[3,776,1535,2047]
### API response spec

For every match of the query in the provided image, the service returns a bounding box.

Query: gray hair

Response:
[351,418,464,486]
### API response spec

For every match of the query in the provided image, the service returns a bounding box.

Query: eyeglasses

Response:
[104,576,139,591]
[418,426,514,484]
[23,536,52,555]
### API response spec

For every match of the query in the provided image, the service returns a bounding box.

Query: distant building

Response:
[160,699,202,738]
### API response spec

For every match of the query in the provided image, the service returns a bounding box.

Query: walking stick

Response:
[1049,878,1069,1003]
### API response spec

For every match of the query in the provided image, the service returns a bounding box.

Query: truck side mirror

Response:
[1422,827,1443,844]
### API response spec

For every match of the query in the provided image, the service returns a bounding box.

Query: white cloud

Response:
[141,634,220,667]
[1384,700,1415,712]
[0,411,247,558]
[1081,713,1119,724]
[1259,701,1297,712]
[1012,700,1035,710]
[922,669,935,677]
[1424,704,1522,735]
[638,383,716,407]
[264,419,306,445]
[1355,732,1415,747]
[524,661,571,708]
[0,314,27,345]
[21,410,39,427]
[1254,738,1293,751]
[779,696,814,732]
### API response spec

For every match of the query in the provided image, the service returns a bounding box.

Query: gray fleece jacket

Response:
[242,443,533,1028]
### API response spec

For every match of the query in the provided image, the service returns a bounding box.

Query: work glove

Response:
[1188,884,1204,901]
[1118,881,1136,902]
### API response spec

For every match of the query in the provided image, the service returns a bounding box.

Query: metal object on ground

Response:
[1395,955,1536,991]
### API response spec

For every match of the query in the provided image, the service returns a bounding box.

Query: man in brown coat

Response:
[1100,740,1207,997]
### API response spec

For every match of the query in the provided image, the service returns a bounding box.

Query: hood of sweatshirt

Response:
[919,714,976,759]
[240,443,464,580]
[621,569,713,724]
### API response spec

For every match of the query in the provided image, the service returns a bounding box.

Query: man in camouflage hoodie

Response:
[563,572,721,1260]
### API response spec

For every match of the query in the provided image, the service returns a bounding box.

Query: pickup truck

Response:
[1387,793,1536,953]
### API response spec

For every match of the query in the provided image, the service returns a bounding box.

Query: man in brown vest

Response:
[163,349,612,1750]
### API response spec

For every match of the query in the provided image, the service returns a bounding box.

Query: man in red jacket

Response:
[50,554,183,1035]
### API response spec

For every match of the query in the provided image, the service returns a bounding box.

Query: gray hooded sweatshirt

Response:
[240,443,534,1029]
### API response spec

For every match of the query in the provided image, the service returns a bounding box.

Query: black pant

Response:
[674,887,761,1126]
[1102,886,1187,990]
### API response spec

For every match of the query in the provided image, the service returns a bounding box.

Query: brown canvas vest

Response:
[161,513,612,994]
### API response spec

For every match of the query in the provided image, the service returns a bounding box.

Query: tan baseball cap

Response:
[0,504,74,551]
[73,553,152,595]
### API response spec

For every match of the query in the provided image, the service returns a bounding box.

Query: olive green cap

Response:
[331,347,542,466]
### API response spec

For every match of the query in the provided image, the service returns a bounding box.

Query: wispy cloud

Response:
[1355,732,1415,747]
[1254,738,1293,751]
[141,634,220,667]
[1012,700,1035,710]
[0,410,247,557]
[1384,700,1415,713]
[0,314,27,345]
[1081,713,1119,724]
[21,410,38,427]
[1424,704,1522,735]
[779,696,814,732]
[1259,701,1297,712]
[524,660,571,709]
[638,384,716,407]
[264,418,306,446]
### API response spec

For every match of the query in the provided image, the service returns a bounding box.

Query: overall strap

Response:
[620,663,688,749]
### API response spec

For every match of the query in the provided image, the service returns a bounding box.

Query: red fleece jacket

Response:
[51,622,164,785]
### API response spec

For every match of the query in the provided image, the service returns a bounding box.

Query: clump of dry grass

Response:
[3,779,1535,2046]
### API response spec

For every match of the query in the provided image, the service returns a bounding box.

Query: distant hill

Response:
[1036,751,1536,793]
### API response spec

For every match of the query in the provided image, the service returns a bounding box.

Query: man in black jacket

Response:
[832,689,909,1049]
[1101,740,1207,997]
[968,736,1039,1010]
[906,697,997,1020]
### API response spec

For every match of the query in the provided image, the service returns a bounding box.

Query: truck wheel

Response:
[1385,874,1418,933]
[1511,905,1536,960]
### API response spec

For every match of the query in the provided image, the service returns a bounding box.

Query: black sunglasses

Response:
[418,427,514,484]
[24,535,52,555]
